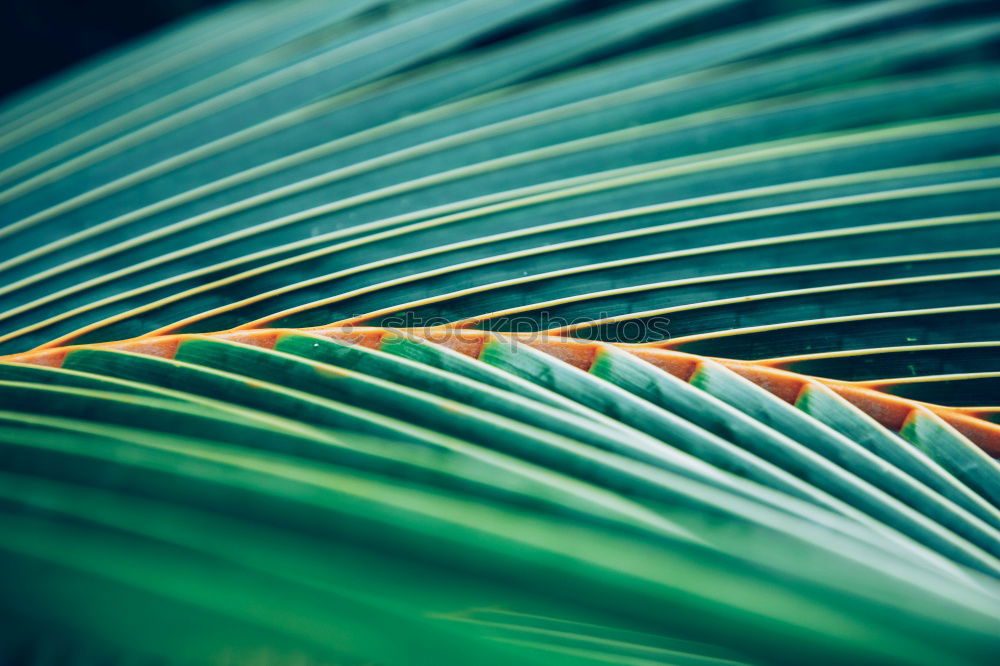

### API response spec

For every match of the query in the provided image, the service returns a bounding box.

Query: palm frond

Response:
[1,0,999,664]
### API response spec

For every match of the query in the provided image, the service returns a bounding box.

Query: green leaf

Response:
[2,0,1000,662]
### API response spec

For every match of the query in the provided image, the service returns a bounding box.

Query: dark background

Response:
[0,0,229,103]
